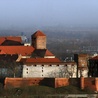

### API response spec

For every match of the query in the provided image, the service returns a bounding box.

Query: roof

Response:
[90,56,98,60]
[45,49,54,56]
[0,36,22,45]
[32,30,46,37]
[0,50,6,54]
[20,58,61,63]
[32,49,54,57]
[0,46,34,56]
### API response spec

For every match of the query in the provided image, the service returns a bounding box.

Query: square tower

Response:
[74,54,89,77]
[31,30,46,49]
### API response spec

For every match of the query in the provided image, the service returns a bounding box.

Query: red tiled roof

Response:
[0,46,34,56]
[45,49,54,56]
[0,50,6,54]
[20,58,61,63]
[31,49,55,58]
[0,36,22,45]
[90,56,98,60]
[32,30,46,37]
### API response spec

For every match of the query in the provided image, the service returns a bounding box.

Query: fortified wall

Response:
[4,77,98,91]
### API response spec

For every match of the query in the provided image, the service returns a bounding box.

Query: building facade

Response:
[74,54,89,77]
[19,58,77,78]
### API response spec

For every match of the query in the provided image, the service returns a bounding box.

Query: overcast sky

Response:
[0,0,98,30]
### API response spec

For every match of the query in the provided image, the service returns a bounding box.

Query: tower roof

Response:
[31,49,54,58]
[32,30,46,37]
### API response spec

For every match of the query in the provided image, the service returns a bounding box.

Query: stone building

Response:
[74,54,89,77]
[19,58,77,78]
[18,30,77,78]
[0,30,78,78]
[31,30,46,49]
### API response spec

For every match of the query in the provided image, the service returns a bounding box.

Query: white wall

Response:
[22,64,77,78]
[78,69,88,78]
[44,56,55,58]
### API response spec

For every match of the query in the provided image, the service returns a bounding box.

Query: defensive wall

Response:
[4,77,98,91]
[81,77,98,91]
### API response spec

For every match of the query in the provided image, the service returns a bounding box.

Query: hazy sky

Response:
[0,0,98,30]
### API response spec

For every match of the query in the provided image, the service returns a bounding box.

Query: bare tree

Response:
[48,65,76,78]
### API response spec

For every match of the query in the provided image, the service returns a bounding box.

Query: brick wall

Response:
[55,78,69,88]
[4,78,55,89]
[4,78,68,88]
[4,78,44,89]
[4,77,98,91]
[81,77,98,91]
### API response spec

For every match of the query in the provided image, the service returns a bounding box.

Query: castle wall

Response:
[81,77,98,91]
[22,64,77,78]
[4,78,55,89]
[4,77,98,91]
[4,78,68,89]
[55,78,69,88]
[4,78,44,89]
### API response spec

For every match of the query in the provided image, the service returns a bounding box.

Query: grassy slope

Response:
[0,83,96,98]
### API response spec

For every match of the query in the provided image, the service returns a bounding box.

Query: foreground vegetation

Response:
[0,83,96,98]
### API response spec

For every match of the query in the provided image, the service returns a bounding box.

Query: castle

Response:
[0,30,78,78]
[0,30,98,91]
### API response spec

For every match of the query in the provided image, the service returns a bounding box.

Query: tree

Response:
[48,65,77,78]
[0,60,22,78]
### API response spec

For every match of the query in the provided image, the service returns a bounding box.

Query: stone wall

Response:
[22,64,77,78]
[36,36,46,49]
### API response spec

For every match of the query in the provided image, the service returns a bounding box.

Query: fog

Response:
[0,0,98,31]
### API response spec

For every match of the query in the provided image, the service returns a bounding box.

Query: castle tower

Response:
[74,54,89,78]
[31,30,46,49]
